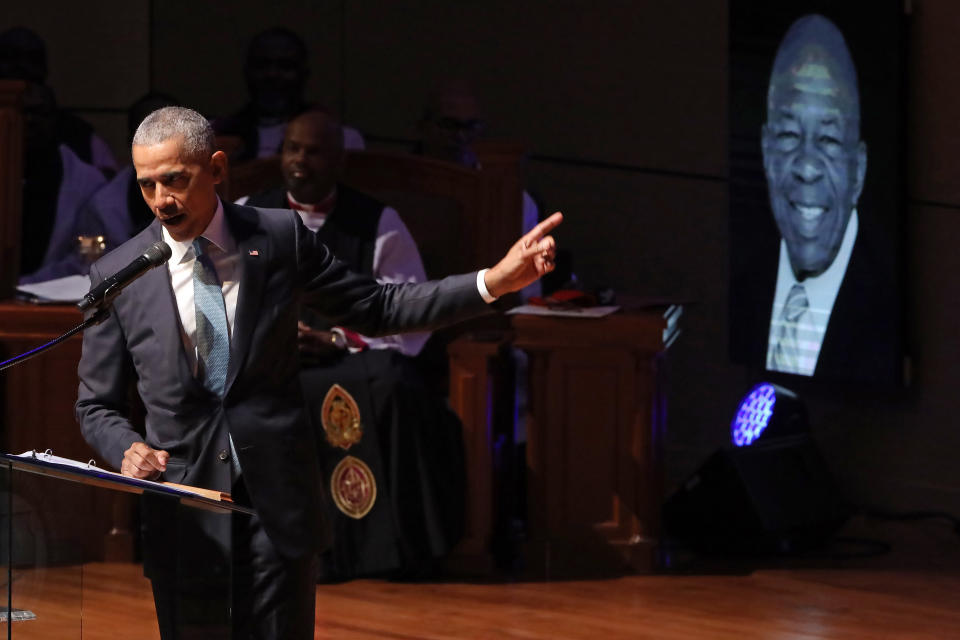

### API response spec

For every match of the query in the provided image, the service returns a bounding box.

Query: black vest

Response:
[246,184,383,276]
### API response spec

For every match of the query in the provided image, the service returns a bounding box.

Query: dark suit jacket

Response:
[75,202,490,567]
[731,217,901,385]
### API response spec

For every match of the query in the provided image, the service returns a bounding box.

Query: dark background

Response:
[729,0,906,385]
[3,0,958,523]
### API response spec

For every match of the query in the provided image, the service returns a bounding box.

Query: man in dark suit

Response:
[734,14,898,383]
[75,106,560,639]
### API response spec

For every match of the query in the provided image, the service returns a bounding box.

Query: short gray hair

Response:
[132,106,214,160]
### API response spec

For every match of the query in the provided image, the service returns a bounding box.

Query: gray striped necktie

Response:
[193,237,229,396]
[192,237,241,477]
[770,283,809,372]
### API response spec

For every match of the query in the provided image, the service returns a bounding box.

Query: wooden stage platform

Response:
[3,516,958,639]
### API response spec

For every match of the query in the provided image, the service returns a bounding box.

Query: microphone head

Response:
[143,240,173,266]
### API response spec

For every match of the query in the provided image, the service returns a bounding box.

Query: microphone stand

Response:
[0,307,110,373]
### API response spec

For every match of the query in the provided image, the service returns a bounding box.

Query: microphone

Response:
[77,240,172,312]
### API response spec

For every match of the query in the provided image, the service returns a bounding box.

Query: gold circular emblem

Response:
[321,384,363,450]
[330,455,376,519]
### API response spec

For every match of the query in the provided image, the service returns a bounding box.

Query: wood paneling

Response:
[513,310,670,576]
[446,333,513,573]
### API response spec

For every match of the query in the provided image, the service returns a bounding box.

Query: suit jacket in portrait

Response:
[731,211,901,385]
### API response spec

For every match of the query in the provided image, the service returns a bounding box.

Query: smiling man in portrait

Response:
[760,14,868,377]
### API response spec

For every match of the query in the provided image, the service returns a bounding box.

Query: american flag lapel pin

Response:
[249,249,259,256]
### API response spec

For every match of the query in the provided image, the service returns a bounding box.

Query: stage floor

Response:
[1,516,957,639]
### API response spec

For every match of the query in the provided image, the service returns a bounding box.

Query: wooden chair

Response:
[215,135,283,203]
[340,145,525,275]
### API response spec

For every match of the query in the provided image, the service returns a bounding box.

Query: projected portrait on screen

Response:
[761,15,866,376]
[729,3,903,385]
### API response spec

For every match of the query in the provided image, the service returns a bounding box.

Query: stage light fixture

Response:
[731,382,808,447]
[664,383,845,554]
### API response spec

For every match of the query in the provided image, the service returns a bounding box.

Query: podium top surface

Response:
[0,451,253,515]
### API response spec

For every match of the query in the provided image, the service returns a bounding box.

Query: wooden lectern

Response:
[445,306,680,576]
[513,308,677,575]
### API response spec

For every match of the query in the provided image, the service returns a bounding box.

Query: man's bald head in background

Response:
[761,14,866,280]
[281,108,344,204]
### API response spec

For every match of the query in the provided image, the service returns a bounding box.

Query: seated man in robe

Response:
[0,26,118,177]
[18,82,106,284]
[77,92,181,254]
[241,108,465,580]
[212,26,364,163]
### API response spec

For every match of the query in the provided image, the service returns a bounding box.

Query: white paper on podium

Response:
[15,274,91,304]
[9,450,243,509]
[505,304,620,318]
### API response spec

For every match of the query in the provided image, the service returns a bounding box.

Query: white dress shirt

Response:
[766,210,859,376]
[161,199,241,375]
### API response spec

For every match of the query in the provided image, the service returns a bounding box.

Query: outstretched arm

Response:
[298,210,564,335]
[482,212,563,299]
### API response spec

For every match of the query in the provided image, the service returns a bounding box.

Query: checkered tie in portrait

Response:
[193,237,241,476]
[769,283,809,373]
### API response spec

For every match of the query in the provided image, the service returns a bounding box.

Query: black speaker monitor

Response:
[663,435,847,553]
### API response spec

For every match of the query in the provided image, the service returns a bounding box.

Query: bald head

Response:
[761,14,867,280]
[281,109,344,203]
[767,14,860,136]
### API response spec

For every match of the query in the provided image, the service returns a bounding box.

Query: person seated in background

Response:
[241,108,466,580]
[0,26,118,177]
[212,26,364,163]
[76,92,180,254]
[418,82,562,564]
[18,82,105,284]
[417,79,542,299]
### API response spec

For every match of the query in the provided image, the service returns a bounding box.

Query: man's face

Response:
[281,116,343,203]
[761,66,866,279]
[245,36,307,119]
[133,137,226,242]
[421,92,484,167]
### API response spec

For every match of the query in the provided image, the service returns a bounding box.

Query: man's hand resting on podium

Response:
[122,442,169,480]
[483,212,563,299]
